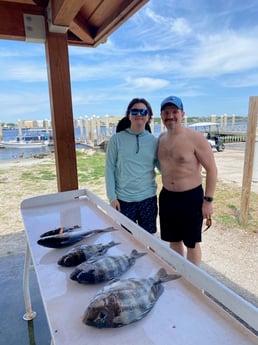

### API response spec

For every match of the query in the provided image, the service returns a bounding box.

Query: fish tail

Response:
[131,249,147,259]
[90,227,118,235]
[155,268,181,283]
[101,227,118,233]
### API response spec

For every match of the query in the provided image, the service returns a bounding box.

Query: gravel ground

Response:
[0,143,257,307]
[201,144,258,306]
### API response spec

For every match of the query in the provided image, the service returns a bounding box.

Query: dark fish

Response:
[57,241,120,267]
[37,227,117,248]
[70,249,146,284]
[83,268,181,328]
[40,225,81,238]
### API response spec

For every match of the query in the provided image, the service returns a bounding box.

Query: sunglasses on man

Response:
[130,109,148,116]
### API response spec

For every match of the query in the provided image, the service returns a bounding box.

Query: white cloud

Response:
[2,65,47,82]
[1,0,258,122]
[125,77,169,90]
[171,17,192,35]
[181,30,258,78]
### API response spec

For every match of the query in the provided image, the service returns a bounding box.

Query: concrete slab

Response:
[0,253,51,345]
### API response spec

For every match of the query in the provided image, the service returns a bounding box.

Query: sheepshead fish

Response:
[57,241,120,267]
[70,249,146,284]
[37,227,117,248]
[83,268,181,328]
[39,225,81,238]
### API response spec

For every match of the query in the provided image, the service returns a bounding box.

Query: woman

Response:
[105,98,158,234]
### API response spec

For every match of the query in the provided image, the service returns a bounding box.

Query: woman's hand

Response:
[111,199,121,211]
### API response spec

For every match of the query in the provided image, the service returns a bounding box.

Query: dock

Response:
[1,116,249,150]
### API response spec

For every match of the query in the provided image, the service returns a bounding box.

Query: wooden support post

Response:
[240,96,258,225]
[211,114,216,124]
[96,118,100,143]
[224,114,227,128]
[105,115,109,136]
[91,116,97,142]
[84,117,90,143]
[232,114,235,130]
[18,120,22,138]
[45,32,78,192]
[79,117,84,142]
[252,128,258,182]
[220,115,223,128]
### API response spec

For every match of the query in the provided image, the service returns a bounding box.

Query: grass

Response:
[1,149,258,233]
[21,169,56,181]
[77,151,106,183]
[213,181,258,231]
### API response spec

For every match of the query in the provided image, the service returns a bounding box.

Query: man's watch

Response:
[204,196,213,202]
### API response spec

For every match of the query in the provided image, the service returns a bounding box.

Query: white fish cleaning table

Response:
[21,189,258,345]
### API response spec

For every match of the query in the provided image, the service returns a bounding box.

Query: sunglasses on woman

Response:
[130,108,148,116]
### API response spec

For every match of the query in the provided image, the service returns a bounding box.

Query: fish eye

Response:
[99,311,106,320]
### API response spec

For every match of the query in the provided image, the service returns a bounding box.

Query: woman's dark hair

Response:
[116,98,153,133]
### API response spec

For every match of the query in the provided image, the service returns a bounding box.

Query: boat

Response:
[0,129,53,149]
[0,140,49,149]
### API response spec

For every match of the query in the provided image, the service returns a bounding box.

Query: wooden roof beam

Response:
[67,0,150,47]
[68,15,95,45]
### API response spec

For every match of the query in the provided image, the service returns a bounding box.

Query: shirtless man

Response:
[158,96,217,266]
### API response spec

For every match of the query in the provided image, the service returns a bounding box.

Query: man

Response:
[158,96,217,265]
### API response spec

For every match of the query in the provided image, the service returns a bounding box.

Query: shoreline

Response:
[0,155,54,168]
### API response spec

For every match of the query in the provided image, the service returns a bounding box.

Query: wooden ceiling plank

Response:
[78,0,105,23]
[51,0,85,26]
[67,0,149,47]
[94,0,149,43]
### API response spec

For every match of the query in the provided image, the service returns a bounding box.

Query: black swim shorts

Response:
[159,185,204,248]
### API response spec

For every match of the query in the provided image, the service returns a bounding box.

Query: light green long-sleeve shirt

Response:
[105,129,159,203]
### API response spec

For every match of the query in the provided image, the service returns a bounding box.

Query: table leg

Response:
[23,243,37,320]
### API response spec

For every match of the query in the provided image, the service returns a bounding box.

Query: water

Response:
[0,120,248,161]
[0,126,103,161]
[0,145,52,161]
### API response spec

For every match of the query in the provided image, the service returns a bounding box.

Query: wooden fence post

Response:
[239,96,258,225]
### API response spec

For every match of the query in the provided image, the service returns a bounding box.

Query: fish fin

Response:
[113,300,156,326]
[86,255,105,264]
[155,284,165,300]
[155,268,181,282]
[106,278,121,285]
[108,241,120,247]
[97,241,120,255]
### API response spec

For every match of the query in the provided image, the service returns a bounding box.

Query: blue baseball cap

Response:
[160,96,184,111]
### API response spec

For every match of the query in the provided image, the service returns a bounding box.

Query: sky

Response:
[1,0,258,124]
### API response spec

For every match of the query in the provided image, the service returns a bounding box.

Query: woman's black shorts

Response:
[159,185,204,248]
[119,195,157,234]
